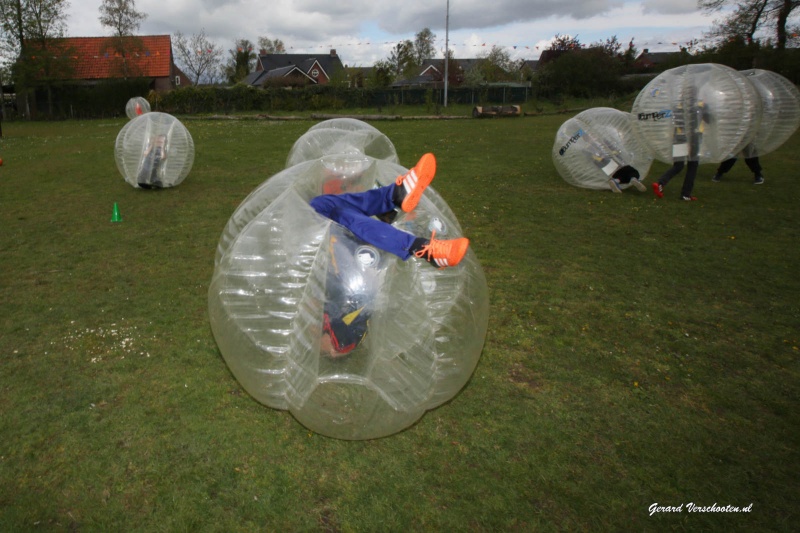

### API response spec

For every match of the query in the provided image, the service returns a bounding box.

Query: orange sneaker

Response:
[395,153,436,212]
[414,231,469,268]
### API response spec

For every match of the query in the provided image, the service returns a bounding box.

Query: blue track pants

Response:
[310,184,417,260]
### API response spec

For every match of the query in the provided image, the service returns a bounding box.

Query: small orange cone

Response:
[111,202,122,222]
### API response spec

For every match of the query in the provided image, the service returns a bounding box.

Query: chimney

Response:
[643,48,649,54]
[330,49,337,57]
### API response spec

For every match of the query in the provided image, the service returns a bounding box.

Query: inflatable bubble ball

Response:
[632,63,761,164]
[125,96,150,119]
[552,107,654,191]
[286,118,399,168]
[114,112,195,189]
[739,69,800,158]
[209,154,489,440]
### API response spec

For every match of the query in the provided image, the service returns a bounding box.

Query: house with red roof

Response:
[32,35,190,91]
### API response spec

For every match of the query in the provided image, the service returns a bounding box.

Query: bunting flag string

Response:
[27,32,764,63]
[280,36,697,55]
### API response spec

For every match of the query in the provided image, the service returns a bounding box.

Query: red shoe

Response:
[396,153,436,212]
[414,231,469,268]
[652,182,664,198]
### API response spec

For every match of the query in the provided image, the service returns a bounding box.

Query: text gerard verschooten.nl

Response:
[649,502,753,516]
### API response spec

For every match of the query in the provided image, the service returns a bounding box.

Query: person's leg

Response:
[653,161,684,198]
[744,157,764,183]
[311,190,417,259]
[138,155,155,188]
[311,185,398,219]
[680,161,699,199]
[743,157,761,174]
[659,161,685,186]
[713,158,737,181]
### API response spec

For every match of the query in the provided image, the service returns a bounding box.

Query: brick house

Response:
[392,59,481,87]
[245,49,345,87]
[633,49,680,70]
[34,34,190,91]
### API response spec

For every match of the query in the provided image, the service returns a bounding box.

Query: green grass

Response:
[0,112,798,531]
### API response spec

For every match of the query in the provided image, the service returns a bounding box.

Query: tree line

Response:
[0,0,797,118]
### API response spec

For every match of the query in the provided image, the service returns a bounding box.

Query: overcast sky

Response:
[65,0,720,66]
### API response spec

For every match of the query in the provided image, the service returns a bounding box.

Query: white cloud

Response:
[64,0,714,66]
[641,0,703,15]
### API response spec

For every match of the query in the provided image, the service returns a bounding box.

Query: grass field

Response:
[0,108,798,531]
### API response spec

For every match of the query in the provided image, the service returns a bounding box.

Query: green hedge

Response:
[30,78,152,119]
[149,84,530,115]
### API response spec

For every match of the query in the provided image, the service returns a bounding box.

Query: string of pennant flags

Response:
[225,36,697,56]
[29,50,162,60]
[27,35,708,62]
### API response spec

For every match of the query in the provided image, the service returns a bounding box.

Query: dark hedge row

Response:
[150,84,531,115]
[21,82,530,119]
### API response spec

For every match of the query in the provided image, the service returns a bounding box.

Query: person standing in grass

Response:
[137,134,168,189]
[652,86,713,201]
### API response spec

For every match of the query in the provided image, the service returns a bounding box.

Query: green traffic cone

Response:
[111,202,122,222]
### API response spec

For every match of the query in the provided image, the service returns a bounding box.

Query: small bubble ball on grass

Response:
[125,96,150,119]
[739,69,800,158]
[632,63,761,164]
[286,117,399,168]
[552,107,654,191]
[114,112,194,189]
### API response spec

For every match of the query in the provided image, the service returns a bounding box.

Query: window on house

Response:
[311,69,319,78]
[175,76,181,86]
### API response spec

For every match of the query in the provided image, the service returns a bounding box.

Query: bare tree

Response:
[388,39,414,79]
[548,33,582,51]
[224,39,256,84]
[700,0,799,49]
[173,29,223,85]
[476,45,515,82]
[98,0,147,78]
[99,0,145,37]
[413,28,436,64]
[257,36,285,54]
[0,0,71,117]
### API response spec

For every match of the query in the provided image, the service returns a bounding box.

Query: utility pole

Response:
[444,0,449,107]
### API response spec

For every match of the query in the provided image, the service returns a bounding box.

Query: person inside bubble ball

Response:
[137,133,168,189]
[711,153,765,185]
[652,86,713,201]
[311,153,470,357]
[580,130,646,193]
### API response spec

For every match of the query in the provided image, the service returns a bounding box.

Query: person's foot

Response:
[681,195,698,201]
[754,175,764,185]
[712,173,722,182]
[631,178,647,192]
[608,178,622,193]
[652,182,664,198]
[395,153,436,212]
[413,232,469,268]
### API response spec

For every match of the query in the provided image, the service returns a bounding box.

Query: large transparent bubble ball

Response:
[208,155,489,440]
[739,69,800,158]
[552,107,654,190]
[632,63,761,164]
[114,112,195,189]
[125,96,150,119]
[286,118,399,168]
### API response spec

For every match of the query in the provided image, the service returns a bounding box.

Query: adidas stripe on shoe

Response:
[396,153,436,212]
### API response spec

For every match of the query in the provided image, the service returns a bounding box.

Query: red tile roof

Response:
[37,35,173,80]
